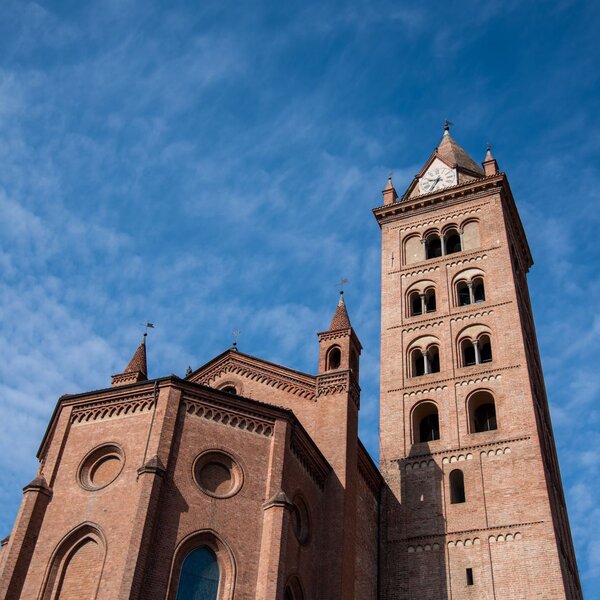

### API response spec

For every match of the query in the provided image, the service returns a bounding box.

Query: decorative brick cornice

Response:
[290,429,330,491]
[389,364,521,394]
[390,435,532,463]
[445,252,491,269]
[182,394,274,437]
[454,364,520,386]
[398,520,544,545]
[316,371,361,408]
[317,329,350,342]
[401,320,444,334]
[373,174,504,224]
[394,203,488,233]
[388,300,512,332]
[193,354,316,401]
[401,385,448,398]
[388,246,497,277]
[394,265,440,278]
[71,393,155,424]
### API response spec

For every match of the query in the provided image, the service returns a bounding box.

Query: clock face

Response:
[419,167,457,194]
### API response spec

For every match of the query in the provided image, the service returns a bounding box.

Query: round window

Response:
[291,495,310,545]
[79,444,124,491]
[193,451,243,499]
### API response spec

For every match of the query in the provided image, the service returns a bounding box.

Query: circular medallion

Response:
[193,451,244,499]
[78,444,124,491]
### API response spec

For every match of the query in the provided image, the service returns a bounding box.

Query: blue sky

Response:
[0,0,598,594]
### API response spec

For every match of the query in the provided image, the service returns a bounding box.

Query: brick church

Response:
[0,126,582,599]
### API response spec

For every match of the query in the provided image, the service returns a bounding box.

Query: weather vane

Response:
[444,119,454,131]
[140,322,155,339]
[337,278,349,293]
[232,329,240,350]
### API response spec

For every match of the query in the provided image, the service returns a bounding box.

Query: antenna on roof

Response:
[232,329,240,351]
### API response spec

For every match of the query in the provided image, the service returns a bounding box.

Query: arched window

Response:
[479,335,492,363]
[420,413,440,442]
[425,288,436,313]
[176,547,220,600]
[455,275,486,307]
[475,403,497,432]
[461,335,492,367]
[425,234,442,259]
[41,524,105,600]
[409,291,423,316]
[413,402,440,443]
[468,391,498,433]
[473,277,485,303]
[457,281,471,306]
[444,228,462,254]
[461,339,476,367]
[411,346,440,377]
[221,386,237,394]
[429,346,440,373]
[449,470,466,504]
[408,288,436,317]
[327,347,341,370]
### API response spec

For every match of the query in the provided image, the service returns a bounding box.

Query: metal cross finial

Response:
[337,278,349,294]
[486,142,493,151]
[232,329,240,350]
[444,119,454,132]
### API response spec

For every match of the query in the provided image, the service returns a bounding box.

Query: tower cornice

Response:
[373,172,533,270]
[372,173,505,224]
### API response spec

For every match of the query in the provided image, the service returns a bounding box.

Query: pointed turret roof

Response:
[329,292,351,331]
[398,124,486,201]
[436,126,484,176]
[111,334,148,386]
[125,335,148,377]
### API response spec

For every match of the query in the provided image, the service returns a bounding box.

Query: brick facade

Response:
[0,129,581,599]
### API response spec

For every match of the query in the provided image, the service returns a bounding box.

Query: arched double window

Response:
[176,547,220,600]
[411,346,440,377]
[468,391,498,433]
[456,276,485,306]
[449,469,466,504]
[408,288,436,317]
[460,334,492,367]
[412,401,440,443]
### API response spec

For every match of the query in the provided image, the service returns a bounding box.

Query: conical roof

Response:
[125,335,148,377]
[329,292,351,331]
[436,128,484,176]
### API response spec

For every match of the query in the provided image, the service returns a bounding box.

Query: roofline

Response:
[373,173,505,224]
[358,439,384,490]
[187,348,316,383]
[36,374,331,472]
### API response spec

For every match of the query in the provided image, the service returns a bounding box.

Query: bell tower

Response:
[374,126,581,599]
